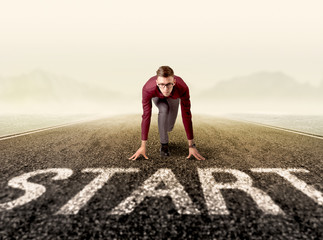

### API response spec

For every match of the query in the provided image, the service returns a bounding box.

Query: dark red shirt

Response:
[141,75,193,141]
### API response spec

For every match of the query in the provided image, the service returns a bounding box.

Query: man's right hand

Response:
[129,146,148,160]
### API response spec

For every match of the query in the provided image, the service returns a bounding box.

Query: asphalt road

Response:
[0,114,322,239]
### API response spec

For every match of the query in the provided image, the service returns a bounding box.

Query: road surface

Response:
[0,114,322,239]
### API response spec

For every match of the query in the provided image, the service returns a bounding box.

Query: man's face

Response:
[156,76,176,97]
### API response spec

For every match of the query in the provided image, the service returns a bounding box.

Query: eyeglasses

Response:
[157,83,174,89]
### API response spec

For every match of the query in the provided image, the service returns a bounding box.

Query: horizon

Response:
[1,68,322,115]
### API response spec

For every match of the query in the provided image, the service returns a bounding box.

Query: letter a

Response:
[110,168,200,215]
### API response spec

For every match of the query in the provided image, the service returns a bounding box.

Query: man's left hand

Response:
[186,147,205,160]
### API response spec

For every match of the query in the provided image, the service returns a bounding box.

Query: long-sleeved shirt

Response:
[141,75,193,141]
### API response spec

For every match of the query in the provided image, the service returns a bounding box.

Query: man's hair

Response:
[156,66,174,77]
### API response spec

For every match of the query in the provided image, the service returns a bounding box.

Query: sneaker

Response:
[160,143,170,157]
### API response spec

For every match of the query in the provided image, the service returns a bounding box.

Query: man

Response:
[129,66,205,161]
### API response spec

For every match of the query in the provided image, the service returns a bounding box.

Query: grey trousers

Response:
[152,97,180,144]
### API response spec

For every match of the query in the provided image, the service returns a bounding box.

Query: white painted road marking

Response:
[0,115,109,141]
[1,167,322,215]
[56,168,139,215]
[110,168,200,215]
[198,168,284,215]
[0,168,73,211]
[251,168,323,205]
[231,118,323,140]
[1,115,322,142]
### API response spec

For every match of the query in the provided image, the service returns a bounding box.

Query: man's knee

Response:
[167,125,174,132]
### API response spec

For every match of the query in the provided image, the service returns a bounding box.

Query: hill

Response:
[0,70,134,113]
[195,71,323,114]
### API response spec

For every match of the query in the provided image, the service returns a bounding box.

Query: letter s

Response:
[0,168,73,211]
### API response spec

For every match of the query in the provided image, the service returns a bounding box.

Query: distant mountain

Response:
[195,71,323,114]
[0,70,133,113]
[199,71,321,101]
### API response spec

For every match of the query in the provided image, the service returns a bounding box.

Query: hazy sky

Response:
[1,0,323,93]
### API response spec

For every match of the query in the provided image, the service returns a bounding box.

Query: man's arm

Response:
[141,88,152,141]
[180,86,194,140]
[129,88,152,160]
[180,86,205,160]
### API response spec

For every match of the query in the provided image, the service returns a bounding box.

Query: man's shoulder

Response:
[143,75,157,91]
[174,75,188,88]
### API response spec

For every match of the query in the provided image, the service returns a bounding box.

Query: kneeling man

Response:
[129,66,205,161]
